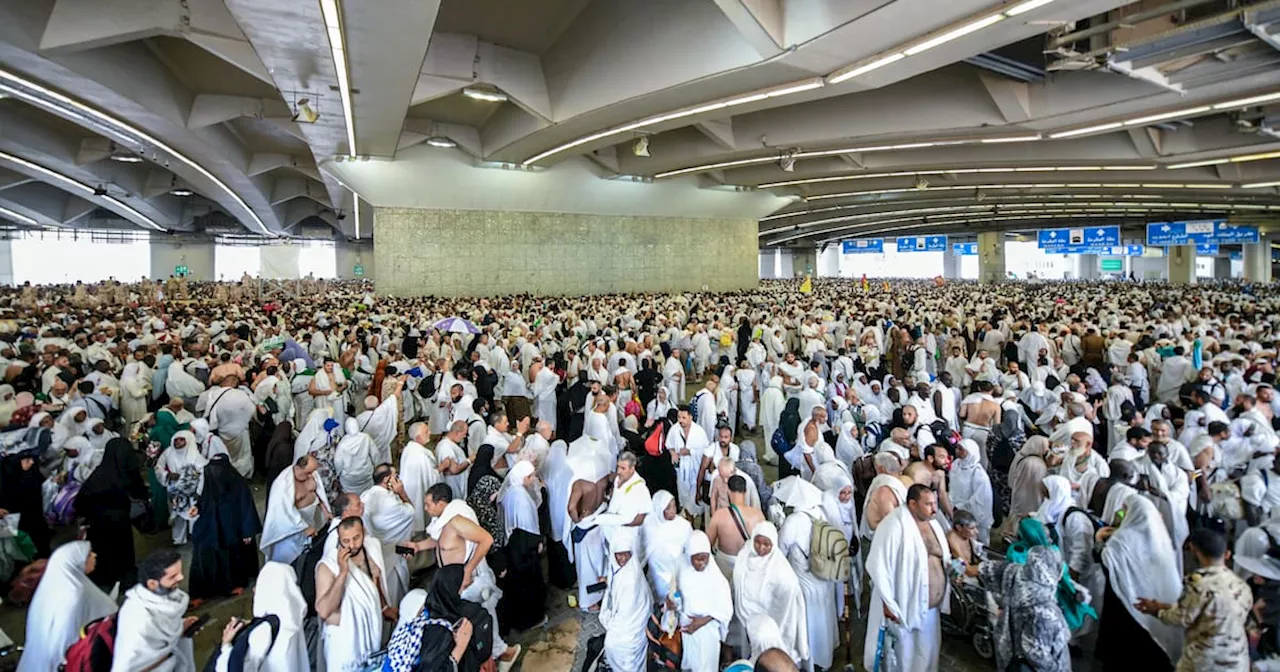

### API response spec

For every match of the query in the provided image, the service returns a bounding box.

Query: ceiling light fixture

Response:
[1211,92,1280,109]
[1243,181,1280,189]
[1123,106,1210,126]
[1231,150,1280,163]
[426,136,457,149]
[462,86,509,103]
[632,137,650,158]
[1166,158,1228,169]
[828,54,906,85]
[0,69,270,235]
[904,14,1005,56]
[110,153,142,163]
[1048,122,1123,139]
[292,98,320,124]
[981,135,1042,143]
[1005,0,1057,15]
[319,0,357,157]
[170,188,193,197]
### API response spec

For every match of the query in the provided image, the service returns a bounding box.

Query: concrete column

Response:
[1213,256,1232,280]
[942,250,959,279]
[977,231,1005,284]
[0,239,13,286]
[791,247,817,277]
[149,240,215,281]
[1167,245,1195,285]
[1075,255,1099,280]
[1244,238,1272,284]
[335,243,374,281]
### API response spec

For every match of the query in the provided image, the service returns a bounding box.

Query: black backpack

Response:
[292,526,337,617]
[202,616,280,672]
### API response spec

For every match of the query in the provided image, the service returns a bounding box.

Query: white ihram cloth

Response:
[205,386,257,478]
[644,490,692,600]
[733,522,808,664]
[354,395,398,465]
[667,422,711,515]
[543,440,572,543]
[564,449,611,611]
[863,505,951,672]
[425,500,508,659]
[859,474,907,540]
[677,531,732,672]
[18,541,117,672]
[360,485,415,608]
[260,466,327,565]
[949,439,994,543]
[398,441,439,533]
[813,463,861,617]
[600,527,653,672]
[334,418,376,495]
[247,562,310,672]
[294,408,337,462]
[1100,491,1184,663]
[110,584,196,672]
[779,511,837,670]
[318,536,387,672]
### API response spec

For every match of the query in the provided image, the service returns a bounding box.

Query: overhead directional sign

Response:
[1043,244,1141,256]
[1038,226,1120,249]
[842,238,884,254]
[952,242,978,256]
[895,235,948,252]
[1230,251,1243,261]
[1146,220,1260,246]
[1195,243,1220,255]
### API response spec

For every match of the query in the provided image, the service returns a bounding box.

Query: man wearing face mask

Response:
[111,549,201,671]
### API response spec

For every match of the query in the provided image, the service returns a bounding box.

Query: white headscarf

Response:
[950,438,994,531]
[676,530,733,641]
[813,463,857,541]
[1036,475,1074,526]
[498,460,540,538]
[732,521,808,662]
[294,408,339,461]
[18,541,117,672]
[1100,492,1184,661]
[645,490,692,599]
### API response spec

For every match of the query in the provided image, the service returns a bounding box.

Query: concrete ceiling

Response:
[0,0,1277,246]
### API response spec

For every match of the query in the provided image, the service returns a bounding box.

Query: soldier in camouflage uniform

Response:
[1137,528,1252,672]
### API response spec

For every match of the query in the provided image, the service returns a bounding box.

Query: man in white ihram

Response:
[260,454,330,564]
[864,484,951,672]
[203,374,259,478]
[399,422,441,534]
[315,517,392,672]
[360,463,417,608]
[111,550,198,672]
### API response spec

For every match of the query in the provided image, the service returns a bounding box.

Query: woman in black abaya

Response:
[189,453,262,603]
[75,437,147,590]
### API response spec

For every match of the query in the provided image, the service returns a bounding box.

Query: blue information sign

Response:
[842,238,884,254]
[1043,244,1142,256]
[1146,220,1260,246]
[895,235,948,252]
[1038,226,1120,249]
[1195,243,1220,255]
[952,242,978,256]
[1230,251,1243,261]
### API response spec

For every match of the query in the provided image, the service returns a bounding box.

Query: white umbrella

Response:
[772,475,824,512]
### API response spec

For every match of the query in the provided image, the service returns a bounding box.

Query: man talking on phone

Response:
[112,549,200,671]
[315,517,395,671]
[360,463,416,607]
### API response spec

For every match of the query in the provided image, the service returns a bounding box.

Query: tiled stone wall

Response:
[374,207,758,297]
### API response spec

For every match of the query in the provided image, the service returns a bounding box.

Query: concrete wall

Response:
[150,241,215,281]
[0,240,12,286]
[335,243,375,281]
[374,207,758,297]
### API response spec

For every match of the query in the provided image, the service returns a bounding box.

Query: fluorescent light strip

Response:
[523,77,824,165]
[1005,0,1057,15]
[0,69,270,235]
[1212,92,1280,109]
[1244,181,1280,189]
[828,53,905,84]
[0,205,37,227]
[756,164,1155,188]
[1168,150,1280,169]
[904,14,1005,56]
[803,180,1234,200]
[1123,106,1211,126]
[0,150,162,230]
[1048,122,1123,139]
[353,189,361,238]
[319,0,356,158]
[982,135,1042,143]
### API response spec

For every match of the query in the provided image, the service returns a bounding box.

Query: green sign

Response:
[1100,259,1124,272]
[174,265,189,276]
[353,264,364,277]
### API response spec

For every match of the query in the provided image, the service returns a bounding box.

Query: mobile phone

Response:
[395,544,416,556]
[452,617,465,630]
[182,615,212,638]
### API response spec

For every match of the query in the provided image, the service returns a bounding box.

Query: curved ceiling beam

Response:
[0,1,282,235]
